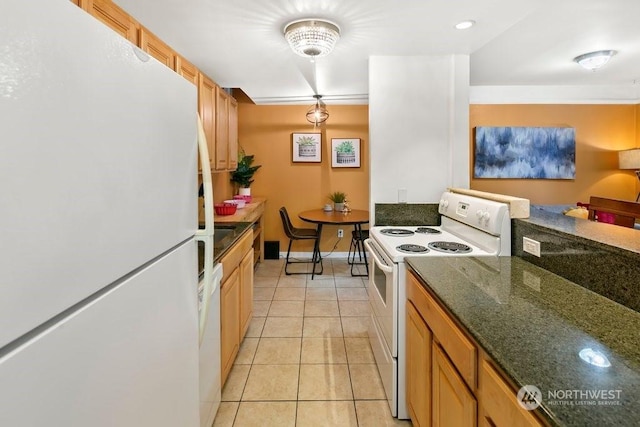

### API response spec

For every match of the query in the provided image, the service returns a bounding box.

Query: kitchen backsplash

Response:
[513,217,640,313]
[374,203,440,226]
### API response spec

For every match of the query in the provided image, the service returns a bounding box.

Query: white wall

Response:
[369,55,470,213]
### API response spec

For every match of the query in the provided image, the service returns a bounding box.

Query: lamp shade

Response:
[619,148,640,169]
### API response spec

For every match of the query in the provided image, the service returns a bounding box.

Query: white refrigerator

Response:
[0,0,202,425]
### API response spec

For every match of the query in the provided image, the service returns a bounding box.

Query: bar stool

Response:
[347,228,369,277]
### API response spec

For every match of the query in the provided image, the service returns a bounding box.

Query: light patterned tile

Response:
[221,364,250,402]
[273,287,306,301]
[335,277,366,288]
[298,364,353,400]
[305,287,337,300]
[253,337,301,364]
[234,402,296,427]
[245,317,266,338]
[344,337,375,363]
[338,300,371,317]
[212,402,238,427]
[306,278,336,288]
[241,364,299,401]
[303,317,343,337]
[252,300,271,317]
[253,287,276,301]
[268,300,305,317]
[296,401,358,427]
[349,364,386,399]
[301,337,347,364]
[337,287,369,301]
[304,300,340,317]
[276,276,307,288]
[355,400,413,426]
[254,276,279,288]
[341,316,369,338]
[234,337,259,365]
[261,317,303,337]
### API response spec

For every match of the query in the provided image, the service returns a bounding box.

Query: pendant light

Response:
[306,95,329,126]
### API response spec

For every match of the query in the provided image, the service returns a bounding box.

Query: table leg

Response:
[311,223,324,279]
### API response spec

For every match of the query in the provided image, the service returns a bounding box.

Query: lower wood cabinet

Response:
[219,229,254,386]
[432,342,477,427]
[406,301,431,427]
[407,270,543,427]
[239,249,254,339]
[220,268,240,385]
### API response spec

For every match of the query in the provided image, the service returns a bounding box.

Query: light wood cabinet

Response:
[198,73,216,170]
[220,268,240,385]
[406,301,431,427]
[407,270,544,427]
[219,229,254,386]
[239,249,254,338]
[228,96,239,170]
[81,0,139,44]
[432,342,477,427]
[215,87,230,171]
[139,27,175,69]
[478,357,542,427]
[175,55,198,86]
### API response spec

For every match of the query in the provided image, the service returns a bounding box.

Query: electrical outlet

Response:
[338,229,344,238]
[398,188,407,203]
[523,237,541,257]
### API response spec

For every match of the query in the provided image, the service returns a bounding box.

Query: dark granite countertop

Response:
[406,256,640,426]
[198,222,252,278]
[525,206,640,255]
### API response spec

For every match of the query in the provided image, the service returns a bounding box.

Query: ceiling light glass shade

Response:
[573,50,617,71]
[284,19,340,58]
[619,148,640,169]
[306,95,329,126]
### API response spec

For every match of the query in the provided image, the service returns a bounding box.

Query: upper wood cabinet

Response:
[139,27,175,69]
[175,55,198,86]
[80,0,139,45]
[215,87,230,171]
[198,73,216,170]
[228,96,239,170]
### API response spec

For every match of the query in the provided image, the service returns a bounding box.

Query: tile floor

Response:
[213,258,412,427]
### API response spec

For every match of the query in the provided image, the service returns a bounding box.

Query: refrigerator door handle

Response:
[195,112,213,236]
[197,234,222,344]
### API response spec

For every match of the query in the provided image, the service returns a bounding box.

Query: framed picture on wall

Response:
[331,138,361,168]
[292,133,322,162]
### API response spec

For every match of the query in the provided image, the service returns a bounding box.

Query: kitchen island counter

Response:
[406,256,640,426]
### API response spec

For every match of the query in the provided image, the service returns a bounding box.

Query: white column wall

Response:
[369,55,470,216]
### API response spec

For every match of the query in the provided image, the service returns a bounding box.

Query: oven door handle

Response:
[364,239,394,273]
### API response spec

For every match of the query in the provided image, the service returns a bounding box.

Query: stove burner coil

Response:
[428,241,472,253]
[380,228,414,236]
[396,244,429,253]
[415,227,441,234]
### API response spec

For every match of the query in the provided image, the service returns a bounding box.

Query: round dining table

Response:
[298,209,370,278]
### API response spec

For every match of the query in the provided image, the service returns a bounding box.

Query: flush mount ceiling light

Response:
[284,19,340,59]
[454,20,475,30]
[573,50,617,71]
[306,95,329,126]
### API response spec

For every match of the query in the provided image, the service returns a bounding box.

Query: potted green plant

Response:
[230,149,261,197]
[335,140,356,164]
[328,191,347,212]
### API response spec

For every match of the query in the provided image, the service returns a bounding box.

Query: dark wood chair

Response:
[347,229,369,277]
[279,207,323,276]
[587,196,640,228]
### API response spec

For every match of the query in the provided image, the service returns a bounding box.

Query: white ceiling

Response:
[114,0,640,104]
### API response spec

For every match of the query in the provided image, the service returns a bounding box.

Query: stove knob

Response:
[440,199,449,209]
[476,210,483,219]
[482,211,491,222]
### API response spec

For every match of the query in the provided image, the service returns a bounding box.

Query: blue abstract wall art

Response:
[474,126,576,179]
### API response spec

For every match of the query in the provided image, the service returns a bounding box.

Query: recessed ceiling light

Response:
[455,20,476,30]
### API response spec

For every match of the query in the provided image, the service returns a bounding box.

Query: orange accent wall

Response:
[470,104,639,204]
[235,104,369,254]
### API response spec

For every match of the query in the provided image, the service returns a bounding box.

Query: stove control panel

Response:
[439,191,509,236]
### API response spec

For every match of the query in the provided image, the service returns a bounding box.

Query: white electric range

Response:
[364,191,512,419]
